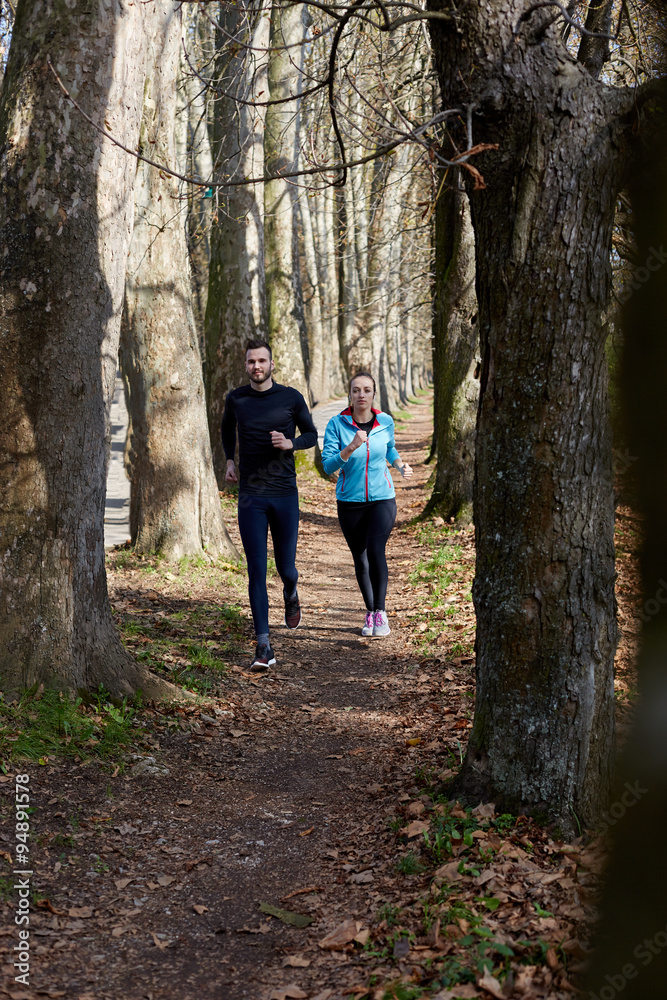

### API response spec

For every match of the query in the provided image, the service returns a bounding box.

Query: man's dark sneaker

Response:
[250,642,276,673]
[284,591,302,629]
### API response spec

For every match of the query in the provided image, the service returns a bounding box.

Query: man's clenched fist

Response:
[270,431,293,451]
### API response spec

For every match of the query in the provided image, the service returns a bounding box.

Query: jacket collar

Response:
[340,406,381,429]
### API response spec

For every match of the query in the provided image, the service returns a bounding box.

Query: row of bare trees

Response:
[0,0,437,694]
[202,1,435,480]
[2,0,667,860]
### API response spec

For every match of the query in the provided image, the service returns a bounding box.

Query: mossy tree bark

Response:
[120,0,237,561]
[429,0,638,826]
[424,181,478,521]
[0,0,179,699]
[205,0,270,483]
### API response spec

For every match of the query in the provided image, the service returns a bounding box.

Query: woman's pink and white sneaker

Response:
[372,610,390,637]
[361,611,374,636]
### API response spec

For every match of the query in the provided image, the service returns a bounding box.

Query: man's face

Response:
[245,349,274,385]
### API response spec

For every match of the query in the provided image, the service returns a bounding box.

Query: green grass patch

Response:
[0,688,143,766]
[115,601,249,694]
[395,851,425,875]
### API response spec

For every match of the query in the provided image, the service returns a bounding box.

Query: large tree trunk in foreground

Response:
[264,1,309,399]
[205,0,270,483]
[120,1,237,561]
[424,181,478,521]
[0,0,177,698]
[585,79,667,999]
[430,0,634,826]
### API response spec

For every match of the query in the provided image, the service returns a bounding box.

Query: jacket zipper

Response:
[365,440,369,500]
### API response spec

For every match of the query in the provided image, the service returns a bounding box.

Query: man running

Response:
[222,339,317,671]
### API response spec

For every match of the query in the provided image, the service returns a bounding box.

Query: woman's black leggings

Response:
[337,499,397,611]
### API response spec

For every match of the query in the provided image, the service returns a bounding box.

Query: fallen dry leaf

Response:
[298,826,314,837]
[513,965,536,993]
[68,906,93,918]
[477,969,505,998]
[282,955,311,968]
[115,877,133,890]
[318,919,358,949]
[230,729,250,738]
[405,818,430,839]
[176,799,193,806]
[269,987,308,1000]
[349,870,373,883]
[36,899,68,917]
[433,987,479,1000]
[407,800,425,816]
[115,822,138,835]
[281,886,322,901]
[192,904,209,915]
[157,874,175,887]
[151,932,168,950]
[472,802,496,819]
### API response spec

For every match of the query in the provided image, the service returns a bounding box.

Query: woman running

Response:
[322,372,413,636]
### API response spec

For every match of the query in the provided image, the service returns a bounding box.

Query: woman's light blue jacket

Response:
[321,408,401,502]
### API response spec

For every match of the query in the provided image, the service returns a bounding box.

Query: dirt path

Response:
[0,398,599,1000]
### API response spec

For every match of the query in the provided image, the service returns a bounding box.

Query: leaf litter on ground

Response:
[0,399,634,1000]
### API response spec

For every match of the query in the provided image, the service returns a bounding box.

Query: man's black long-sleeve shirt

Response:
[221,382,318,495]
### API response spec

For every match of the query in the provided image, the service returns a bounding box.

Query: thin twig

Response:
[47,58,476,189]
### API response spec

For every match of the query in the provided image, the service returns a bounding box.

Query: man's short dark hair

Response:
[245,338,272,359]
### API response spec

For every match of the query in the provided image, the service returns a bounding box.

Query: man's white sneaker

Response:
[361,611,374,636]
[372,610,390,637]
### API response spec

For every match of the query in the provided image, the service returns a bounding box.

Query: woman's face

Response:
[350,378,375,409]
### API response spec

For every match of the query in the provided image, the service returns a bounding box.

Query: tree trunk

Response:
[429,0,635,826]
[0,0,177,698]
[338,169,364,375]
[423,181,478,521]
[584,68,667,999]
[359,146,412,413]
[299,184,327,403]
[120,1,237,561]
[205,0,270,482]
[320,173,345,395]
[264,0,309,399]
[181,36,214,357]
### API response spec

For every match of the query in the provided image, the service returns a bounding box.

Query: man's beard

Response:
[248,369,271,385]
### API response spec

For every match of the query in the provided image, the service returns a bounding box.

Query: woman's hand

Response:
[340,430,367,462]
[399,462,413,479]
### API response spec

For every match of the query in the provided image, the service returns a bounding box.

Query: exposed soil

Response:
[0,398,641,1000]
